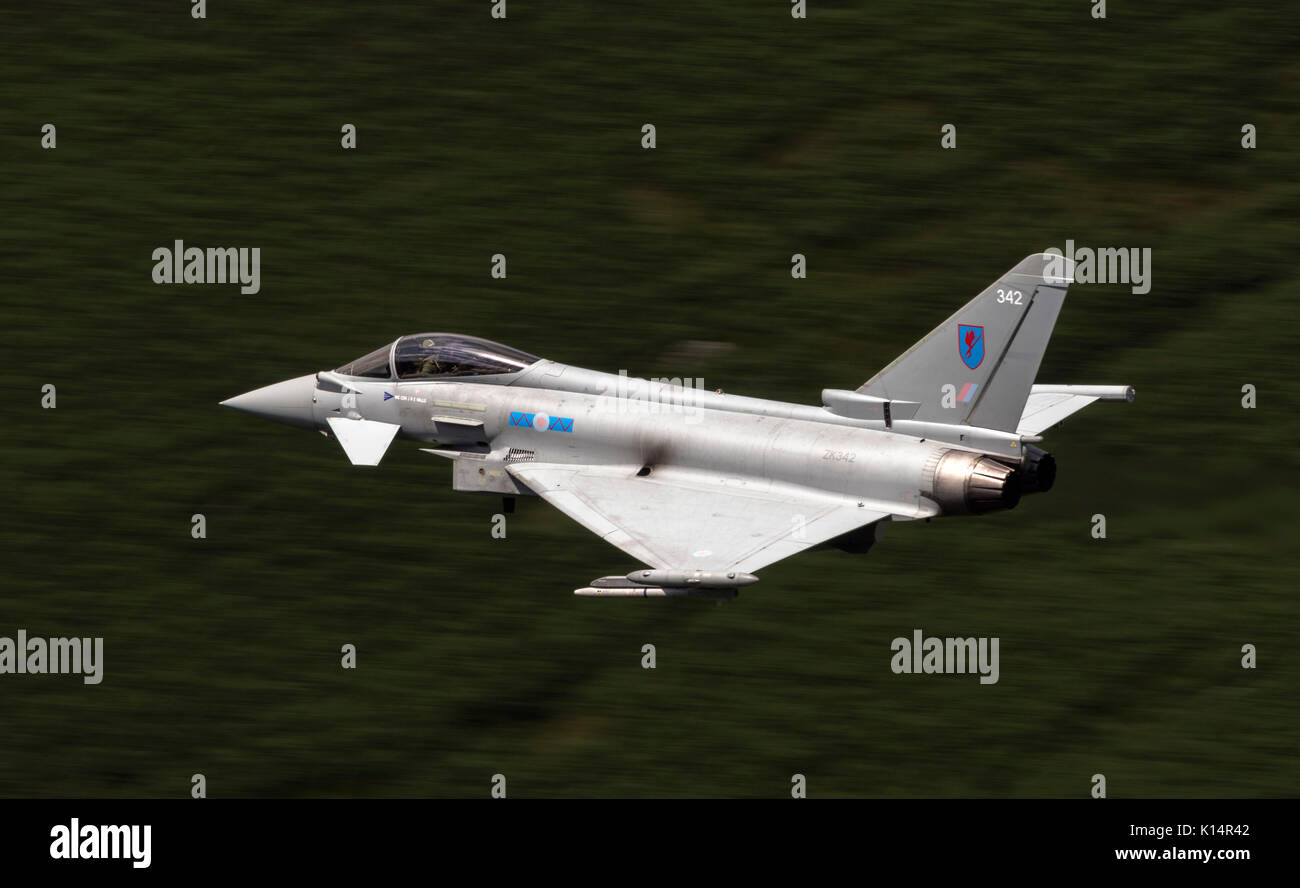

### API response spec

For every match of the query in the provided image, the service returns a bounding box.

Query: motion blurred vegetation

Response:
[1,1,1297,797]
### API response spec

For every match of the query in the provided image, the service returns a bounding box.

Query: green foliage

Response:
[1,1,1296,797]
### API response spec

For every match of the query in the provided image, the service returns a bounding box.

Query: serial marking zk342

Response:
[222,254,1133,598]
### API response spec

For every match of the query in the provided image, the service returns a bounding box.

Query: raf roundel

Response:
[533,413,550,432]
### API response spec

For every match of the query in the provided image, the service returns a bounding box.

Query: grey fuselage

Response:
[313,359,1013,519]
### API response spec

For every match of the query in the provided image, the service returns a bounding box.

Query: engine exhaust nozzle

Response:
[1020,444,1056,494]
[929,450,1022,514]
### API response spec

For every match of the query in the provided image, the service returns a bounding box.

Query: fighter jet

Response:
[222,254,1132,599]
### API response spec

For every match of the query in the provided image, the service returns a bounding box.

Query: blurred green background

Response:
[2,1,1297,797]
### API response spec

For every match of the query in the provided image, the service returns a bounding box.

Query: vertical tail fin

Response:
[858,253,1073,432]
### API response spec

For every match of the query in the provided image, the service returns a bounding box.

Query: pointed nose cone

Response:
[220,374,318,429]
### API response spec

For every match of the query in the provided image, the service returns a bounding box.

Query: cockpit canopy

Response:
[334,334,539,380]
[333,343,393,379]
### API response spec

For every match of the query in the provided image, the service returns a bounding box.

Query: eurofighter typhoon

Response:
[222,254,1132,599]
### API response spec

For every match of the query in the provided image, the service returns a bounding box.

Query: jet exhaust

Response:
[1019,444,1056,494]
[928,450,1022,514]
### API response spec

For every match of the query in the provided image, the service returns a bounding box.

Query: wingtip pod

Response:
[1029,384,1134,402]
